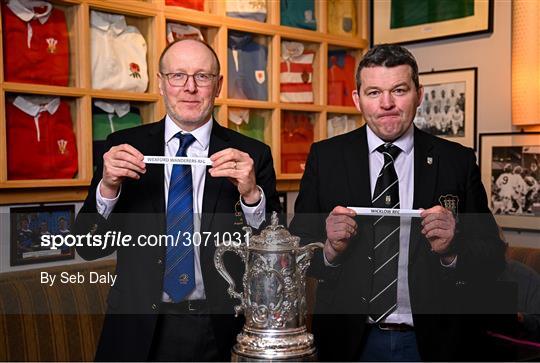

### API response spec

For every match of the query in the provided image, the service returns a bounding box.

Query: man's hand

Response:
[420,205,456,264]
[324,206,358,264]
[100,144,146,198]
[209,148,260,204]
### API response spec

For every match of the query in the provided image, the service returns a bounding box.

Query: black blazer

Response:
[290,125,506,361]
[74,119,280,361]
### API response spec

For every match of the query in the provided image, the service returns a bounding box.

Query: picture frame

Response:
[370,0,494,45]
[10,205,76,266]
[414,67,477,149]
[479,132,540,232]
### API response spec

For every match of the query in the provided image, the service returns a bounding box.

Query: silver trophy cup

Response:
[214,212,323,361]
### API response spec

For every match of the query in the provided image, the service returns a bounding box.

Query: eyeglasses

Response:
[160,72,219,87]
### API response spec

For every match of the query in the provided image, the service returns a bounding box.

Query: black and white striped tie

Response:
[369,142,401,323]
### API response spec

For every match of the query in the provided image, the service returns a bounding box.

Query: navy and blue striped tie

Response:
[163,133,196,302]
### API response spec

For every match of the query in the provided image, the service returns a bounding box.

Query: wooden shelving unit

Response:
[0,0,368,204]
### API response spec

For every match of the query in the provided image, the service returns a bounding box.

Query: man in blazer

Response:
[74,39,280,361]
[290,44,506,361]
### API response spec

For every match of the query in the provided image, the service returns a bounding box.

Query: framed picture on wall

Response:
[414,67,477,149]
[479,132,540,231]
[370,0,494,45]
[10,205,76,266]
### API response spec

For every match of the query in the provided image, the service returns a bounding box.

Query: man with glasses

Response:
[74,39,280,361]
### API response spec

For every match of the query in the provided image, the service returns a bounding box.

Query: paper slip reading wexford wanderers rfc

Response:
[144,156,213,166]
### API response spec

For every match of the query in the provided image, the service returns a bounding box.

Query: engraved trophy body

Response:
[214,212,323,361]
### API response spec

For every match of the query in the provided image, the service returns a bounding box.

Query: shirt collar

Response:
[228,109,249,125]
[94,100,130,118]
[164,115,212,151]
[328,50,346,68]
[7,0,52,24]
[90,10,127,35]
[166,23,204,43]
[281,41,304,61]
[13,95,60,117]
[367,122,414,156]
[228,30,253,49]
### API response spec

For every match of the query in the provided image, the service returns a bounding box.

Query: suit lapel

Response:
[410,127,438,261]
[201,120,228,233]
[344,126,375,277]
[345,126,372,208]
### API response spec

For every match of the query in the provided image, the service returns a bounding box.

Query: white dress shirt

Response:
[366,123,415,326]
[366,123,456,326]
[96,116,267,301]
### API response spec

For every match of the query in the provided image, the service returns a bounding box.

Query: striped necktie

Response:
[369,142,402,322]
[163,132,196,302]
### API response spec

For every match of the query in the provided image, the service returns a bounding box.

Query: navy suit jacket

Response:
[74,119,280,361]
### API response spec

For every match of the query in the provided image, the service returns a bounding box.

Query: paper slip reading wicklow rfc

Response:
[143,156,213,166]
[347,207,422,218]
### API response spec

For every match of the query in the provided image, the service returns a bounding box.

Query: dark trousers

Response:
[359,325,422,362]
[148,311,220,361]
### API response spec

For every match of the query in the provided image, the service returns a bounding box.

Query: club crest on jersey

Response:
[249,0,265,10]
[255,70,265,84]
[301,70,310,83]
[46,38,58,54]
[304,10,315,23]
[57,139,67,154]
[129,63,141,79]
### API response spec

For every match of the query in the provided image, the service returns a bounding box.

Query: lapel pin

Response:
[427,157,433,165]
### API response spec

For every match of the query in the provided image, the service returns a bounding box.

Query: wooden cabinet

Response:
[0,0,367,203]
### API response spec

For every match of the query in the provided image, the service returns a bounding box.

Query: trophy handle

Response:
[297,242,325,275]
[214,244,247,316]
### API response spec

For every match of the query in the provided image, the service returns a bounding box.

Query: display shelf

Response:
[89,89,160,102]
[2,83,87,97]
[226,99,277,109]
[0,187,89,205]
[87,0,158,15]
[326,105,361,114]
[0,0,368,204]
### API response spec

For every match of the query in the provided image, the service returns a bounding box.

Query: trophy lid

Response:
[248,212,300,251]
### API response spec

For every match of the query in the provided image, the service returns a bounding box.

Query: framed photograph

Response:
[10,205,76,266]
[371,0,494,45]
[414,67,477,149]
[479,132,540,231]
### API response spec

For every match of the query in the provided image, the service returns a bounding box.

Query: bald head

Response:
[159,39,220,76]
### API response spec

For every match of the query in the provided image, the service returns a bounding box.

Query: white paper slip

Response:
[143,156,213,166]
[347,207,422,218]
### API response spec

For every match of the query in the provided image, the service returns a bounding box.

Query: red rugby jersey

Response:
[327,51,356,107]
[165,0,204,11]
[280,41,314,104]
[2,0,69,86]
[281,112,314,174]
[7,96,78,180]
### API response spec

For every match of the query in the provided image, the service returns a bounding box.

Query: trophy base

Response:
[232,350,317,362]
[230,326,317,362]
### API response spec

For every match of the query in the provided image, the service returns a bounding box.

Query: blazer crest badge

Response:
[439,194,459,216]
